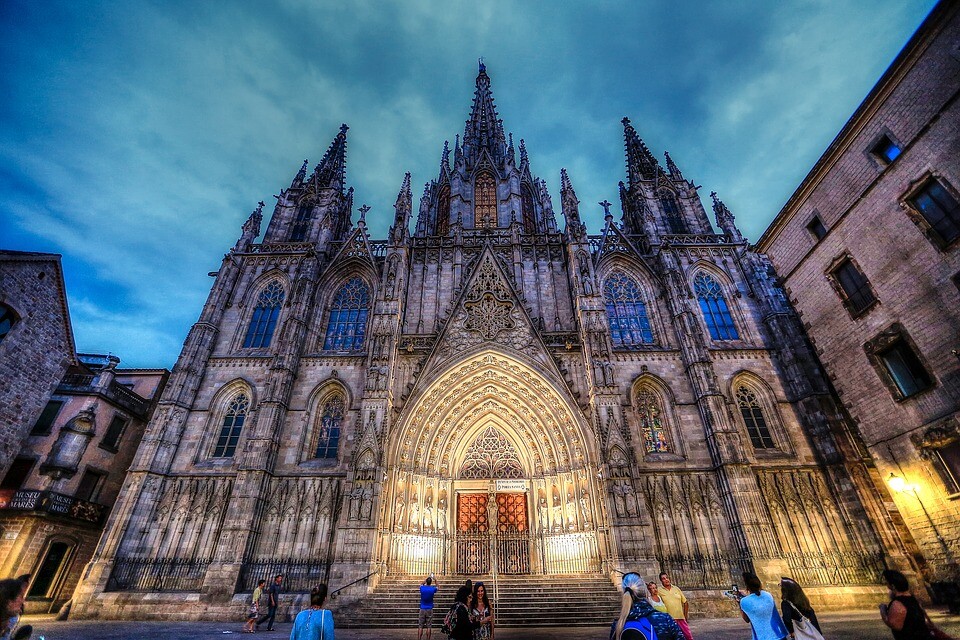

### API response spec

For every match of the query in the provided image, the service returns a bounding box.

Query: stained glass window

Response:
[604,272,654,348]
[315,394,344,459]
[694,273,738,340]
[436,185,451,235]
[243,281,284,348]
[323,277,370,351]
[475,172,497,229]
[636,390,670,453]
[736,386,775,449]
[659,191,687,234]
[521,184,536,233]
[290,202,312,241]
[213,394,248,457]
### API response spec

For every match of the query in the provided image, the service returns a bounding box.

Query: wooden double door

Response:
[455,492,530,574]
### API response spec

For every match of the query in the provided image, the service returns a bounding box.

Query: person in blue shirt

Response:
[610,572,682,640]
[419,574,439,640]
[739,572,788,640]
[289,583,335,640]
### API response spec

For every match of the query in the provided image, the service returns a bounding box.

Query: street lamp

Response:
[887,472,908,493]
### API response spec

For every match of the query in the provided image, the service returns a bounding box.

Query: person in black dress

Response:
[879,569,938,640]
[449,585,479,640]
[780,577,822,634]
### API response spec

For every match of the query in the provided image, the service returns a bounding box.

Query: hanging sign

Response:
[495,479,528,493]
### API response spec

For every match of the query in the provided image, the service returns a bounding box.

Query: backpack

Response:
[441,602,464,636]
[621,617,658,640]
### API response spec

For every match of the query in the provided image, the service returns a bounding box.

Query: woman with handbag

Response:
[780,577,823,639]
[290,584,335,640]
[739,572,789,640]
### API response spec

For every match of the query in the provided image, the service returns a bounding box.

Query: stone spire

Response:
[664,151,683,179]
[622,117,660,187]
[234,201,264,251]
[440,140,451,179]
[309,123,349,193]
[390,172,413,244]
[711,191,744,242]
[560,168,586,241]
[462,62,508,167]
[291,159,309,189]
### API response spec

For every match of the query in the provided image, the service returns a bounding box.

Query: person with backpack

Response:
[611,572,682,640]
[443,585,478,640]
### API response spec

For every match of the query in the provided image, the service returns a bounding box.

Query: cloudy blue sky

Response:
[0,0,936,369]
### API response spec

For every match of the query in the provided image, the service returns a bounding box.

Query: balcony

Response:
[0,489,107,525]
[59,373,151,417]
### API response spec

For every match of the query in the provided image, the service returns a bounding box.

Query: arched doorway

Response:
[381,351,605,576]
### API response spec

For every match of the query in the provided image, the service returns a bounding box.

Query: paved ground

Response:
[16,610,960,639]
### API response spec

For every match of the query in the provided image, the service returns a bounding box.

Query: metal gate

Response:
[456,493,490,574]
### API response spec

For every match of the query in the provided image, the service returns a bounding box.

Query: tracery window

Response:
[314,394,344,459]
[521,184,536,233]
[323,277,370,351]
[243,281,284,348]
[436,185,451,235]
[694,273,738,340]
[636,389,670,453]
[459,427,523,478]
[213,394,248,458]
[475,172,497,229]
[659,191,687,234]
[735,385,775,449]
[604,272,654,348]
[290,202,312,242]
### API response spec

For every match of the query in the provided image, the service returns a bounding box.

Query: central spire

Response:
[462,61,508,168]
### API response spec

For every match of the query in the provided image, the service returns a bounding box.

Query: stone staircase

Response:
[333,574,622,628]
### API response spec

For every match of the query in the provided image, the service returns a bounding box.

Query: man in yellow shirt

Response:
[659,572,694,640]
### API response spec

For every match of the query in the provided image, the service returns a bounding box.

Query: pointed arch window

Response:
[694,273,738,340]
[604,272,654,348]
[459,427,523,478]
[323,277,370,351]
[314,394,344,459]
[736,385,775,449]
[659,191,687,234]
[213,394,248,458]
[636,389,670,453]
[521,184,536,233]
[436,185,451,235]
[475,172,497,229]
[290,202,312,242]
[243,281,284,348]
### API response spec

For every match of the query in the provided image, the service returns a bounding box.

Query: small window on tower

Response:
[864,325,934,401]
[827,256,877,317]
[870,134,901,165]
[806,215,828,240]
[932,441,960,496]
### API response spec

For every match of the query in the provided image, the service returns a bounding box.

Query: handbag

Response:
[787,601,825,640]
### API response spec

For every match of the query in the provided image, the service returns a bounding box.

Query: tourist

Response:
[879,569,946,640]
[256,573,284,632]
[647,581,668,613]
[610,572,681,640]
[780,577,822,636]
[739,572,788,640]
[244,578,266,634]
[419,574,439,640]
[659,572,694,640]
[289,584,334,640]
[447,585,478,640]
[0,578,27,640]
[470,581,493,640]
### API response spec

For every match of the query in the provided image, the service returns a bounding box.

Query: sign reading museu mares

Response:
[71,62,924,620]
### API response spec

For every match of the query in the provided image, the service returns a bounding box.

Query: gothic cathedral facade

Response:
[74,65,916,618]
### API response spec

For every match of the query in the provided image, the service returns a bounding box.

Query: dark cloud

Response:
[0,0,936,367]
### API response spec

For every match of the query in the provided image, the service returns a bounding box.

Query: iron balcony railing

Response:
[0,489,107,525]
[59,373,151,417]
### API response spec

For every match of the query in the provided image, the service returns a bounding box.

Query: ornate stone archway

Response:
[381,351,606,576]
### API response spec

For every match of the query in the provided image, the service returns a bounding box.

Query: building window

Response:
[603,272,654,348]
[290,202,312,242]
[806,215,828,240]
[870,134,901,165]
[314,394,344,459]
[659,190,687,234]
[828,257,877,316]
[932,441,960,495]
[100,415,129,450]
[864,324,934,401]
[0,303,18,345]
[322,277,370,351]
[28,541,73,598]
[74,469,106,502]
[635,389,670,453]
[0,458,35,491]
[31,400,64,436]
[212,394,249,458]
[736,385,776,449]
[475,172,497,229]
[436,185,451,235]
[521,184,536,233]
[907,178,960,248]
[694,273,739,340]
[243,280,284,349]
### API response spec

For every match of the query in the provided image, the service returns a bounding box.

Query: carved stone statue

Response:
[394,494,405,529]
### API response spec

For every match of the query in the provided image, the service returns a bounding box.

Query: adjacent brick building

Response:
[757,0,960,591]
